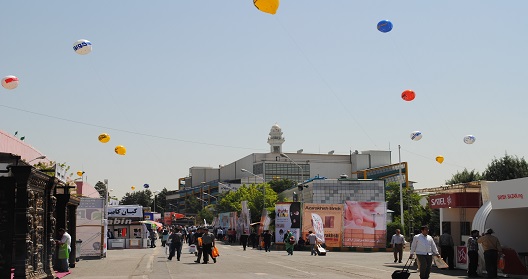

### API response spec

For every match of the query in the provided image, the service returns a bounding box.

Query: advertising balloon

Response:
[377,20,393,33]
[2,75,19,90]
[410,131,422,141]
[254,0,279,15]
[98,133,110,143]
[463,135,476,144]
[436,156,444,164]
[73,39,92,55]
[143,184,149,189]
[77,171,84,177]
[401,90,415,101]
[131,186,136,191]
[115,145,126,155]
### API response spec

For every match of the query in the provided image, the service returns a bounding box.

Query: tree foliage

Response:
[94,181,106,198]
[216,184,278,223]
[268,178,296,194]
[483,154,528,181]
[445,168,482,185]
[120,189,153,207]
[385,182,429,238]
[184,196,202,214]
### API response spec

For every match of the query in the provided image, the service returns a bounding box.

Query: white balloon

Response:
[410,131,422,141]
[73,39,92,55]
[1,75,19,90]
[464,135,476,144]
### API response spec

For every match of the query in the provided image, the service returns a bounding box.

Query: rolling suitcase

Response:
[316,244,326,256]
[391,258,413,279]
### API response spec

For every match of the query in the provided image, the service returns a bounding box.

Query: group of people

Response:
[391,225,503,279]
[157,226,218,264]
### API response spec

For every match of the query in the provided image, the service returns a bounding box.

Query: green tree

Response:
[94,181,106,198]
[268,178,296,194]
[445,168,482,185]
[385,182,428,238]
[184,196,202,214]
[197,205,215,225]
[153,188,169,214]
[483,153,528,181]
[216,184,278,223]
[120,189,152,207]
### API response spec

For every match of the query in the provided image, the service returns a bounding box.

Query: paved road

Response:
[69,243,469,279]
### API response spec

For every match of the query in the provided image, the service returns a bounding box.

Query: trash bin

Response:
[76,239,82,262]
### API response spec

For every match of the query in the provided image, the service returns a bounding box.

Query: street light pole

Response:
[153,190,160,213]
[280,153,305,201]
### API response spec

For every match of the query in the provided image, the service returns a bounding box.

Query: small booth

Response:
[472,179,528,275]
[429,191,481,269]
[107,205,148,249]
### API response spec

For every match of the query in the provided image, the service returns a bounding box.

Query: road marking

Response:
[268,261,316,275]
[336,262,391,273]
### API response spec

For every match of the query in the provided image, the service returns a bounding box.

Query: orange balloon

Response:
[401,90,415,101]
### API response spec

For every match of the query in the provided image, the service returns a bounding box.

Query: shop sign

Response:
[107,218,134,225]
[108,205,143,218]
[429,193,481,209]
[457,246,467,264]
[487,178,528,209]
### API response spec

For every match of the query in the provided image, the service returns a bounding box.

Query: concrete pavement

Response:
[68,242,471,279]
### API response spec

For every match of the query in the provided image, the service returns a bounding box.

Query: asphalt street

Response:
[69,243,470,279]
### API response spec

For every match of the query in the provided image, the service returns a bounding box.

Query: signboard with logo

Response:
[429,193,481,209]
[302,203,343,248]
[108,205,143,218]
[487,177,528,209]
[274,202,301,243]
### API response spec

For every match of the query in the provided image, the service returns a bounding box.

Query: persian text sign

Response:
[487,177,528,209]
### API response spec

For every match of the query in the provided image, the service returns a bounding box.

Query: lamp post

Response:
[153,190,160,213]
[203,192,218,204]
[28,155,46,163]
[196,197,208,209]
[241,169,265,208]
[280,153,305,201]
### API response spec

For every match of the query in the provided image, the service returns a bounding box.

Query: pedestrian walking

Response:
[161,228,169,247]
[201,228,216,264]
[391,229,405,263]
[193,227,204,263]
[467,230,480,277]
[262,230,272,252]
[167,228,183,261]
[308,231,317,256]
[283,230,295,256]
[477,228,502,278]
[439,230,455,270]
[55,228,72,272]
[240,230,249,251]
[409,225,440,279]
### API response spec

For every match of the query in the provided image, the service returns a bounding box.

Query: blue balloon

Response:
[377,20,393,33]
[143,184,149,188]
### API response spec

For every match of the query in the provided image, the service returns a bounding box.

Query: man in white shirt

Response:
[390,229,405,263]
[56,228,72,272]
[308,231,318,256]
[410,225,439,279]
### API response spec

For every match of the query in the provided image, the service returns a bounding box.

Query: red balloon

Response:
[401,90,415,101]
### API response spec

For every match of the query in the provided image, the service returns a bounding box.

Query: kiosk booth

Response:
[107,205,148,249]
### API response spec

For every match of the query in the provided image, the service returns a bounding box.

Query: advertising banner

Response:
[274,202,301,243]
[302,203,343,247]
[239,201,251,233]
[77,198,104,226]
[343,201,387,248]
[164,212,173,225]
[77,226,103,257]
[218,212,237,229]
[108,205,143,218]
[487,178,528,209]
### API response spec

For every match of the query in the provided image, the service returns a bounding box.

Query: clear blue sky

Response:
[2,1,527,199]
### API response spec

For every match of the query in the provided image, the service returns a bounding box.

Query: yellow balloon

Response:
[254,0,279,14]
[131,186,136,191]
[98,133,110,143]
[436,156,444,164]
[115,145,126,155]
[77,171,84,176]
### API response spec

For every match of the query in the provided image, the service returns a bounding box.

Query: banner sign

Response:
[275,202,301,243]
[108,205,143,218]
[302,203,343,247]
[342,201,387,248]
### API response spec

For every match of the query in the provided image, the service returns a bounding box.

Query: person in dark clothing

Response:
[249,231,257,249]
[439,231,455,270]
[168,228,183,261]
[262,230,272,252]
[201,229,216,264]
[193,228,204,263]
[161,229,169,247]
[240,230,249,251]
[467,230,480,277]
